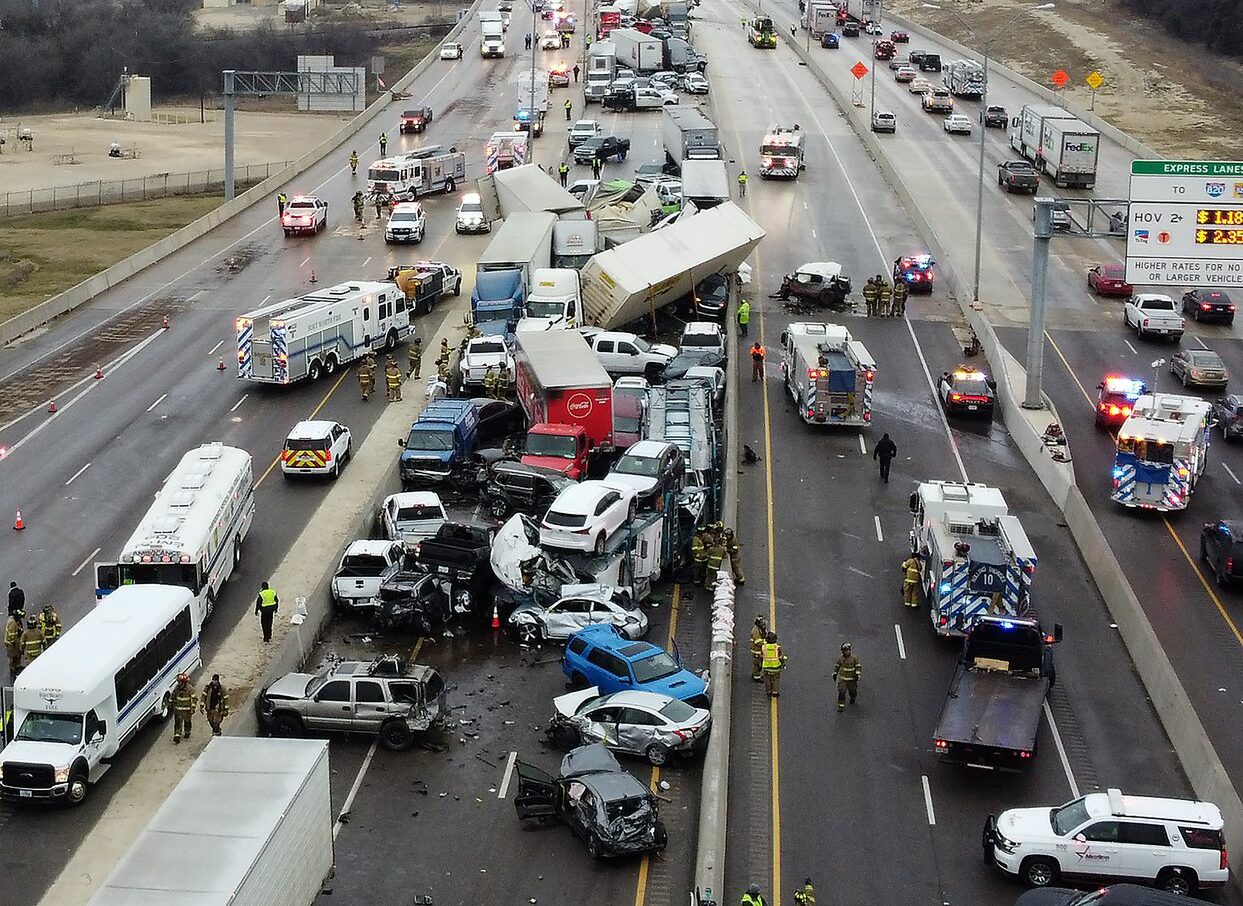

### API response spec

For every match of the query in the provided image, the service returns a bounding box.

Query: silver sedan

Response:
[548,687,711,765]
[508,584,648,644]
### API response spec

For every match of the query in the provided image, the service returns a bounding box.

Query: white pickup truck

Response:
[588,330,679,377]
[1124,293,1185,342]
[460,336,515,386]
[331,540,405,611]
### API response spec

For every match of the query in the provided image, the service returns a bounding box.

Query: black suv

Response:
[482,460,573,519]
[1200,520,1243,586]
[574,135,632,164]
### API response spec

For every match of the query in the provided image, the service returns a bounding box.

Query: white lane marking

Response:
[71,547,101,578]
[1043,700,1080,798]
[229,394,249,413]
[803,201,808,210]
[0,329,163,460]
[261,294,272,305]
[1123,339,1138,355]
[1196,336,1210,350]
[874,515,883,542]
[207,339,225,356]
[894,623,906,659]
[146,393,167,413]
[1224,463,1241,485]
[299,256,311,267]
[498,750,518,799]
[362,256,372,267]
[811,228,817,239]
[0,59,464,387]
[921,775,936,825]
[335,738,379,842]
[858,435,867,455]
[64,462,91,486]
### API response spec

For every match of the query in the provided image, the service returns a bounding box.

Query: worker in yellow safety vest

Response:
[761,631,787,698]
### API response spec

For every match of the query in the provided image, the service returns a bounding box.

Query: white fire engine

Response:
[760,125,805,179]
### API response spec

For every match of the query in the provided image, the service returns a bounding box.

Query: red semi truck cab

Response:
[515,331,614,476]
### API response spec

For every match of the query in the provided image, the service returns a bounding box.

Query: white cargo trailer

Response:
[87,737,333,906]
[580,202,764,328]
[1039,117,1100,189]
[610,27,663,72]
[476,163,586,221]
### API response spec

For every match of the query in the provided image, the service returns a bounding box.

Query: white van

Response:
[0,585,202,806]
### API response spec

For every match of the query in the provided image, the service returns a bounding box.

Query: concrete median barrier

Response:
[1,3,480,349]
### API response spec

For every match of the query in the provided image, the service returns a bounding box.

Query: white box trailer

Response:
[581,202,764,328]
[236,281,411,384]
[477,211,558,286]
[611,27,662,72]
[1039,117,1100,189]
[803,0,836,36]
[476,163,586,221]
[1008,104,1074,167]
[662,106,720,168]
[87,737,333,906]
[680,159,730,208]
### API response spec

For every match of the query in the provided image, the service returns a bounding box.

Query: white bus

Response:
[95,443,255,624]
[0,585,202,805]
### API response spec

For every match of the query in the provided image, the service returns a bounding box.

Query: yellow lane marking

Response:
[634,583,682,906]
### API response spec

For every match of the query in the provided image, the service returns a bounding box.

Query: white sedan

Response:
[540,481,637,553]
[440,42,463,59]
[509,584,648,644]
[542,30,562,49]
[943,113,973,134]
[681,72,709,94]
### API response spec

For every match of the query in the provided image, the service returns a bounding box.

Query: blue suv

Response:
[563,625,709,707]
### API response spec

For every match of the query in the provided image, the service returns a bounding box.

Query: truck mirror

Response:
[397,438,406,447]
[1047,623,1064,644]
[1010,117,1019,127]
[986,378,997,391]
[908,492,919,514]
[779,331,787,345]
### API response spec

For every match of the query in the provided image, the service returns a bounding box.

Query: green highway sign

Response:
[1132,160,1243,177]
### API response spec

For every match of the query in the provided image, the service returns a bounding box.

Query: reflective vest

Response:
[737,302,750,325]
[690,536,706,563]
[706,543,726,568]
[794,884,816,906]
[742,894,766,906]
[559,163,568,175]
[738,173,748,185]
[565,99,572,109]
[258,588,278,610]
[762,642,784,670]
[750,344,765,362]
[386,367,402,389]
[835,655,861,682]
[173,683,195,712]
[862,282,878,302]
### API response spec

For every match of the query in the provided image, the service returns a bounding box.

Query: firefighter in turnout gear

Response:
[690,530,708,584]
[201,674,229,736]
[172,673,195,743]
[704,532,727,590]
[750,614,767,681]
[385,358,403,402]
[496,362,510,398]
[862,276,878,316]
[892,277,908,316]
[876,274,893,317]
[833,642,861,711]
[723,527,745,585]
[793,879,817,906]
[5,609,23,677]
[408,337,423,378]
[38,604,61,645]
[436,357,452,385]
[19,616,44,665]
[352,191,365,223]
[440,337,451,361]
[761,631,787,697]
[483,366,498,399]
[901,554,922,608]
[358,356,376,401]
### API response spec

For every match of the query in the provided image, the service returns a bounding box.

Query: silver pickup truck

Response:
[257,655,448,751]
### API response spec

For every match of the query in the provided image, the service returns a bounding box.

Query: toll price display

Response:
[1196,208,1243,226]
[1196,228,1243,246]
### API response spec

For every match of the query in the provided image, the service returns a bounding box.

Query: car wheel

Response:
[593,532,606,555]
[1156,869,1196,896]
[517,621,542,645]
[586,832,605,860]
[627,500,637,520]
[65,771,88,807]
[379,719,416,752]
[270,713,303,739]
[308,360,323,381]
[446,178,456,192]
[1020,857,1058,888]
[453,279,462,297]
[645,743,669,766]
[1136,323,1145,340]
[156,691,172,721]
[385,329,398,351]
[324,354,338,375]
[489,497,510,519]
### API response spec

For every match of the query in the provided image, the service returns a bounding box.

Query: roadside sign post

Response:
[850,61,868,109]
[1125,160,1243,289]
[1086,69,1103,110]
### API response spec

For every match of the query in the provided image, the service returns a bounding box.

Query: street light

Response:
[869,0,883,128]
[922,2,1054,304]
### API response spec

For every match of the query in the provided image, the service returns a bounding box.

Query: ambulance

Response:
[1111,393,1212,511]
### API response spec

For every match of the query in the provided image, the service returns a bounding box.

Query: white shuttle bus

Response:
[95,443,255,624]
[0,585,202,805]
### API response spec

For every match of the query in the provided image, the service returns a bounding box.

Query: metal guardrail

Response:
[0,161,293,218]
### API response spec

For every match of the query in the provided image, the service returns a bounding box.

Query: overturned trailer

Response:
[580,202,765,328]
[476,163,587,221]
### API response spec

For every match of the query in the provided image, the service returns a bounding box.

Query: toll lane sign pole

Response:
[1126,160,1243,289]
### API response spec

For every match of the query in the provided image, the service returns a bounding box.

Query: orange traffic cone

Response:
[217,357,226,371]
[95,365,103,380]
[48,400,57,413]
[13,510,25,531]
[491,604,501,630]
[309,269,318,283]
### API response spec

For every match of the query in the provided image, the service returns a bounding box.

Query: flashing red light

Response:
[865,370,875,381]
[1019,750,1033,759]
[951,393,963,402]
[934,739,948,750]
[863,411,871,421]
[807,408,815,419]
[939,615,949,626]
[1221,846,1229,871]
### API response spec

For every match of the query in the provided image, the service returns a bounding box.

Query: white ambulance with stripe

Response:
[1111,393,1212,512]
[908,481,1036,636]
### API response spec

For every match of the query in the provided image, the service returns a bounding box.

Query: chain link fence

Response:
[0,161,294,218]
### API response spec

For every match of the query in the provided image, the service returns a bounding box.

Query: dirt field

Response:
[887,0,1243,159]
[0,196,222,323]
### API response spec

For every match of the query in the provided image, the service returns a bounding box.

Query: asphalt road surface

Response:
[2,1,1242,905]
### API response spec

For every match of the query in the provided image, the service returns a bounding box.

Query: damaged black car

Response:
[513,744,668,859]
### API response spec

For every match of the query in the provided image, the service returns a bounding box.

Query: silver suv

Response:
[257,656,447,751]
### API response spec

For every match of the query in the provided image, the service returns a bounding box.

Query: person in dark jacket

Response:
[873,433,897,483]
[8,581,24,618]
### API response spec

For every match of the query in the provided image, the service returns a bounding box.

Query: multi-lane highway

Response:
[2,0,1242,904]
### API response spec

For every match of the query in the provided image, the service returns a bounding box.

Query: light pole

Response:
[869,0,882,127]
[530,0,538,150]
[922,2,1053,303]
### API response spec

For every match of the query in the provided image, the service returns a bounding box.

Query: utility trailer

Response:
[778,321,876,427]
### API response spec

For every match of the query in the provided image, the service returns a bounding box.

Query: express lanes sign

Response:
[1127,160,1243,288]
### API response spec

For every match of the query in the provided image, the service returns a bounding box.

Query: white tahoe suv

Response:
[985,788,1228,895]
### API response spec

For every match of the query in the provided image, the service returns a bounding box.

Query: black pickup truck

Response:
[932,615,1062,771]
[413,522,493,584]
